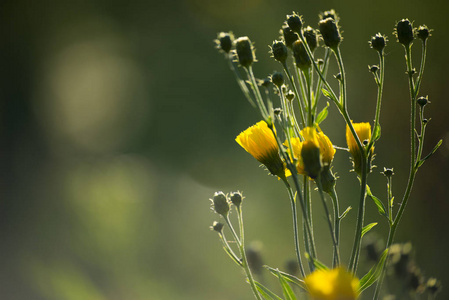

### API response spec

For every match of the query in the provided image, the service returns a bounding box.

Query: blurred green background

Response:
[1,0,448,299]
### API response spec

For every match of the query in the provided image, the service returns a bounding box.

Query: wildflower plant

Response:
[210,9,441,300]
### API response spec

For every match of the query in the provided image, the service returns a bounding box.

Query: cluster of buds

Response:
[394,19,432,47]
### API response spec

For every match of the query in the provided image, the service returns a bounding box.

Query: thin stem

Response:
[283,64,306,127]
[246,66,270,122]
[303,175,315,272]
[347,156,368,273]
[334,48,347,109]
[282,178,306,278]
[369,50,385,149]
[226,54,257,108]
[414,41,428,96]
[225,212,262,300]
[313,49,331,114]
[303,69,313,126]
[316,176,341,266]
[330,188,341,268]
[218,231,242,266]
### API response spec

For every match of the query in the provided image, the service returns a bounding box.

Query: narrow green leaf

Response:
[305,253,329,270]
[276,269,297,300]
[254,281,283,300]
[361,222,378,237]
[373,124,381,141]
[321,88,338,103]
[358,249,389,293]
[340,206,352,219]
[390,196,394,209]
[264,266,306,291]
[222,246,242,266]
[366,185,387,217]
[316,102,330,125]
[417,139,442,168]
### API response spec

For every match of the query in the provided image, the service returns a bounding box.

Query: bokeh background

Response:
[1,0,448,299]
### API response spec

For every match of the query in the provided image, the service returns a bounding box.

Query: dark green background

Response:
[1,0,448,299]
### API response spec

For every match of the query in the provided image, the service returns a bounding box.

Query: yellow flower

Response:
[285,127,335,179]
[346,122,372,174]
[236,121,285,177]
[305,267,360,300]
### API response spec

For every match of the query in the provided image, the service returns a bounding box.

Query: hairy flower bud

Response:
[320,9,339,22]
[235,36,255,67]
[416,25,431,42]
[211,221,224,233]
[281,24,299,48]
[417,96,429,107]
[212,191,230,216]
[370,33,387,52]
[319,17,341,49]
[287,12,303,33]
[292,40,311,70]
[230,191,243,208]
[216,32,234,53]
[395,19,414,46]
[303,26,319,52]
[271,72,284,87]
[271,40,288,64]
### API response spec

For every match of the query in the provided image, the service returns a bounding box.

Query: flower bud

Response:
[382,167,394,178]
[370,33,387,52]
[230,191,243,207]
[274,108,282,115]
[281,24,299,48]
[320,9,339,22]
[292,40,311,70]
[334,73,342,81]
[287,12,303,33]
[271,72,284,87]
[319,17,341,49]
[417,96,429,107]
[212,191,230,216]
[301,140,322,179]
[235,36,255,67]
[286,90,295,101]
[211,221,224,233]
[416,25,431,42]
[426,278,441,296]
[271,40,288,64]
[369,65,379,73]
[395,19,414,46]
[261,77,271,88]
[319,167,336,194]
[303,26,319,52]
[216,32,234,53]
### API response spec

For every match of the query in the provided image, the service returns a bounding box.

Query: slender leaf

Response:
[417,139,442,168]
[340,206,352,219]
[366,185,387,217]
[361,223,378,237]
[276,269,297,300]
[305,253,329,270]
[316,102,330,124]
[222,246,242,266]
[373,124,381,141]
[264,266,306,291]
[321,88,338,103]
[358,249,389,293]
[390,196,395,209]
[254,281,283,300]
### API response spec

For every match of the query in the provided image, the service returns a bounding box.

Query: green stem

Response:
[369,51,385,149]
[334,48,347,109]
[226,54,257,108]
[373,43,420,299]
[283,63,306,127]
[282,178,306,278]
[225,213,262,300]
[330,188,341,268]
[246,66,270,122]
[316,176,341,266]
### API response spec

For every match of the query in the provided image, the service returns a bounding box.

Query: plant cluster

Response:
[210,9,441,300]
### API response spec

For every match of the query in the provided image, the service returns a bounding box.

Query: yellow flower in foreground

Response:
[346,122,372,174]
[317,130,336,167]
[305,267,360,300]
[236,121,285,177]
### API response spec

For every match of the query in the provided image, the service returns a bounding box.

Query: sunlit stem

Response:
[330,188,341,268]
[283,63,306,127]
[225,211,262,300]
[281,177,306,278]
[369,50,385,150]
[374,43,422,299]
[313,49,331,114]
[316,176,340,266]
[245,66,270,123]
[226,54,256,108]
